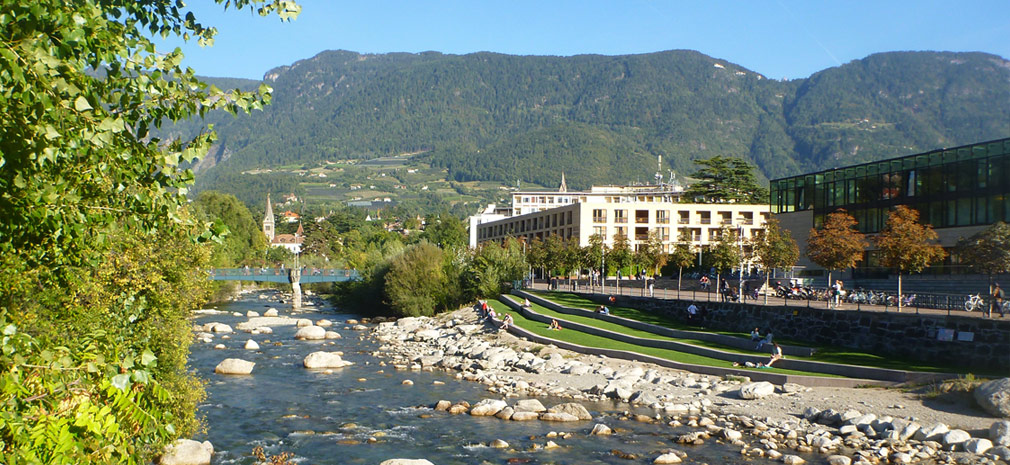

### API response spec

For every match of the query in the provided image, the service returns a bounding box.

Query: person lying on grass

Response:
[549,319,562,330]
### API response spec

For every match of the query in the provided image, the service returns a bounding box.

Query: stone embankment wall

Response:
[587,294,1010,372]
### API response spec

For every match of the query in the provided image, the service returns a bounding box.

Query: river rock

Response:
[539,412,581,422]
[992,420,1010,446]
[739,381,775,399]
[510,411,540,421]
[653,452,682,463]
[303,352,353,369]
[545,402,592,420]
[942,429,971,449]
[159,439,213,465]
[324,331,341,339]
[826,455,851,465]
[782,455,805,465]
[434,400,451,411]
[590,423,613,435]
[964,438,993,454]
[264,308,279,317]
[296,318,313,327]
[214,358,254,375]
[244,340,259,350]
[316,319,333,327]
[722,428,743,441]
[490,439,509,448]
[469,399,507,416]
[207,323,233,333]
[236,316,296,331]
[246,311,259,317]
[915,423,949,441]
[294,326,326,340]
[975,377,1010,418]
[379,460,434,465]
[495,407,514,420]
[513,399,546,413]
[992,446,1010,461]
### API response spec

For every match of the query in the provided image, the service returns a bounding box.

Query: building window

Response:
[634,227,649,241]
[566,211,572,225]
[616,226,627,238]
[635,210,649,223]
[719,211,732,225]
[657,210,669,224]
[593,226,606,238]
[615,210,628,223]
[593,209,606,223]
[699,211,711,225]
[678,210,690,224]
[739,212,754,225]
[659,227,669,241]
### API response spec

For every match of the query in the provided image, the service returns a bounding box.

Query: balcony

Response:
[699,219,711,225]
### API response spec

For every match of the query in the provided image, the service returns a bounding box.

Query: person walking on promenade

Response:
[832,280,844,308]
[993,283,1006,318]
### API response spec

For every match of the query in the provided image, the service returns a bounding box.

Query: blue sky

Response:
[160,0,1010,81]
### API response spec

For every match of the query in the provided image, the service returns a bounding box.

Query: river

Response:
[189,289,808,464]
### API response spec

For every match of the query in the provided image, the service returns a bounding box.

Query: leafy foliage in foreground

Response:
[0,0,298,462]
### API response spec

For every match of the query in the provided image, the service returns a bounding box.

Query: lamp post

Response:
[737,225,745,302]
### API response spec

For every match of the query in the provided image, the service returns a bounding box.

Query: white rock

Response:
[723,428,743,441]
[590,423,613,435]
[317,319,333,327]
[303,352,353,369]
[214,358,254,375]
[513,399,547,412]
[294,326,326,340]
[296,318,313,327]
[739,381,775,399]
[963,438,992,454]
[263,308,279,317]
[974,377,1010,418]
[244,340,259,350]
[159,439,213,465]
[378,460,434,465]
[246,311,259,317]
[826,455,851,465]
[653,452,682,463]
[213,344,225,350]
[539,412,581,422]
[545,402,592,420]
[942,429,971,449]
[469,399,508,416]
[782,455,805,465]
[490,439,509,448]
[915,423,949,441]
[324,331,342,339]
[207,323,233,333]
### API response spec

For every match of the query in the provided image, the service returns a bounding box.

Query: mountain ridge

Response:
[175,49,1010,193]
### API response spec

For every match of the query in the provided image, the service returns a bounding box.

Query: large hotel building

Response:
[470,179,771,255]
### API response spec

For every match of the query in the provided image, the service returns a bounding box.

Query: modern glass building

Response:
[770,137,1010,276]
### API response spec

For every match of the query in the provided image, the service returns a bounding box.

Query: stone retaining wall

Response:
[582,293,1010,372]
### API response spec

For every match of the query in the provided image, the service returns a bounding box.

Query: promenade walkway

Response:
[531,278,998,320]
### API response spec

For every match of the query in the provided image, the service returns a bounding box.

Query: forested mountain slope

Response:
[172,50,1010,191]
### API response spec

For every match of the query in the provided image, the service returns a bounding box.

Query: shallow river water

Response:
[190,290,819,465]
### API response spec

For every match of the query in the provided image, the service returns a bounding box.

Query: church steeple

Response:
[559,172,568,193]
[263,194,275,241]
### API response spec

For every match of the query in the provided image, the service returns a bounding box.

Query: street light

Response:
[737,225,745,302]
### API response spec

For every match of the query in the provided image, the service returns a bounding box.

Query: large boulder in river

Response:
[159,439,213,465]
[379,460,434,465]
[545,402,592,420]
[739,381,775,400]
[975,378,1010,418]
[214,358,254,375]
[303,351,353,369]
[992,420,1010,446]
[469,399,508,416]
[294,325,326,340]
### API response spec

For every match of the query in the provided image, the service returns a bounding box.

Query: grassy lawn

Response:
[488,300,833,377]
[525,291,977,375]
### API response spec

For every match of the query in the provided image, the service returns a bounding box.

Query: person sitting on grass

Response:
[749,327,761,342]
[548,319,562,331]
[500,313,513,331]
[522,297,532,308]
[595,305,610,315]
[761,343,783,367]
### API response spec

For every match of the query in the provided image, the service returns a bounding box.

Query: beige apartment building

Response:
[474,199,770,254]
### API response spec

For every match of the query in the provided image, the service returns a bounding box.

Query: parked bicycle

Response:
[964,293,985,312]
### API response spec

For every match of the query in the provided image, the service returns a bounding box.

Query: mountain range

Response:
[172,49,1010,192]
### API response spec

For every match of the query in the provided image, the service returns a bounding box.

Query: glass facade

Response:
[771,138,1010,233]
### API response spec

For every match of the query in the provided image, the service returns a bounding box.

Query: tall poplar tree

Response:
[807,209,867,292]
[875,206,946,310]
[752,219,800,304]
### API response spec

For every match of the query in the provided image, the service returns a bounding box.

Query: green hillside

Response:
[175,50,1010,204]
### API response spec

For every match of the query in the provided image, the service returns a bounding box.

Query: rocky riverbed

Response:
[369,305,1010,465]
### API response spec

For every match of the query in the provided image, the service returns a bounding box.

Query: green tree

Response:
[192,191,268,266]
[0,1,298,463]
[526,237,547,279]
[956,221,1010,313]
[806,209,867,291]
[542,234,566,278]
[465,237,527,297]
[708,226,742,300]
[384,242,447,317]
[875,206,946,310]
[636,230,669,277]
[684,155,769,203]
[751,219,800,304]
[669,230,696,293]
[607,233,634,288]
[421,212,467,249]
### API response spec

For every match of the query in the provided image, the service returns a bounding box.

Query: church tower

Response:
[263,194,275,242]
[559,172,568,193]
